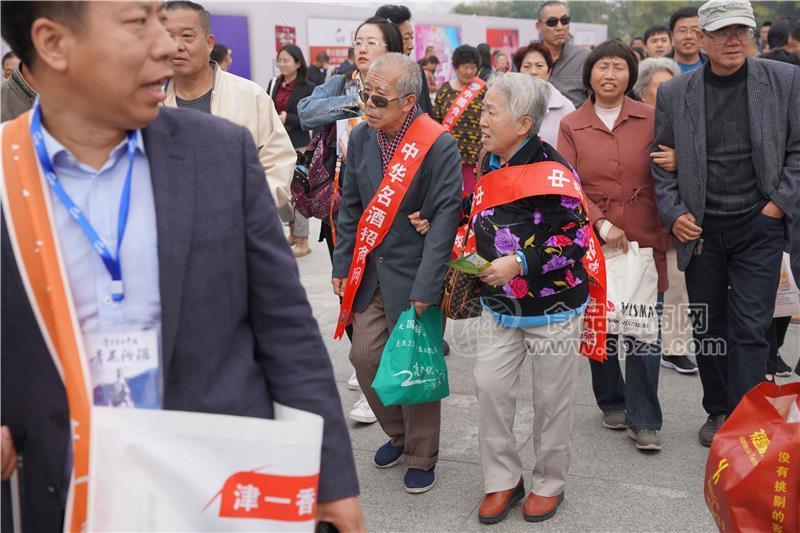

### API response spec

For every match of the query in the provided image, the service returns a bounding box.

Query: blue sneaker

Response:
[404,467,436,494]
[374,441,403,468]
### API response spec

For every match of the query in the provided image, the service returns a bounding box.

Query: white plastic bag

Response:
[87,404,323,532]
[774,252,800,318]
[604,241,660,344]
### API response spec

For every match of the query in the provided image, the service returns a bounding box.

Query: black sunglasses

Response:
[359,90,409,108]
[543,16,571,27]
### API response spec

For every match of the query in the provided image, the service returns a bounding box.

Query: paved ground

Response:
[292,219,799,533]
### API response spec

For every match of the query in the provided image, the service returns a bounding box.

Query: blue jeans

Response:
[589,293,663,431]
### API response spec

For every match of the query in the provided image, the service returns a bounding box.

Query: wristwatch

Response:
[514,253,524,275]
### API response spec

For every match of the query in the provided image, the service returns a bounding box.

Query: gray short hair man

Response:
[652,0,800,446]
[535,0,590,107]
[332,51,463,494]
[486,73,549,138]
[370,53,422,107]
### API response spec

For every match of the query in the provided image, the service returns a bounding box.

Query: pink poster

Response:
[486,29,519,70]
[414,25,461,88]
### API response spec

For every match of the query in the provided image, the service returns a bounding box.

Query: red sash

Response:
[1,113,94,531]
[334,114,446,339]
[463,161,608,362]
[442,78,486,131]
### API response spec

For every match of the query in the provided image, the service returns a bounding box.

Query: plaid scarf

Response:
[376,106,420,173]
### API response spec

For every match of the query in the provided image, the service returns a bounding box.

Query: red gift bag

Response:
[705,382,800,532]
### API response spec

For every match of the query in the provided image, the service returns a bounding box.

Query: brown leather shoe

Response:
[478,479,524,525]
[523,492,564,522]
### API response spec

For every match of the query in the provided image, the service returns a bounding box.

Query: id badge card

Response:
[85,330,161,409]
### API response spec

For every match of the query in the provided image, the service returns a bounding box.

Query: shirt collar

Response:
[40,122,145,174]
[489,138,532,170]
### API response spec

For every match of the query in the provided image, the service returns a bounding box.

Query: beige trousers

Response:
[474,311,583,496]
[350,291,440,470]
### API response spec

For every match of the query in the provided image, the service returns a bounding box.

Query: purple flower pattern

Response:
[493,228,520,255]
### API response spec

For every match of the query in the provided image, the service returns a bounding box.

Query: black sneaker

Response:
[699,414,726,447]
[660,356,698,374]
[775,354,792,377]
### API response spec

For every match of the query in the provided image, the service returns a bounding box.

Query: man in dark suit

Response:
[332,53,461,494]
[652,0,799,446]
[0,3,363,531]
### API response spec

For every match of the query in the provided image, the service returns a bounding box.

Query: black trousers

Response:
[684,212,785,416]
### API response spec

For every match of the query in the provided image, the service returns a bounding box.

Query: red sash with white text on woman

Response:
[442,78,486,131]
[463,161,608,362]
[334,114,446,339]
[1,113,94,532]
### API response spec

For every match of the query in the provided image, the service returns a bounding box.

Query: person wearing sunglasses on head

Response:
[331,53,462,495]
[535,0,590,108]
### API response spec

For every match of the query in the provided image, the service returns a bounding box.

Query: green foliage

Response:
[451,1,800,44]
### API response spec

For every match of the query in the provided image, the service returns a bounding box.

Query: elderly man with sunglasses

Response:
[331,52,462,494]
[652,0,800,446]
[535,0,590,107]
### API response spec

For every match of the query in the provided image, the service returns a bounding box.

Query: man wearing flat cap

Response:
[652,0,800,445]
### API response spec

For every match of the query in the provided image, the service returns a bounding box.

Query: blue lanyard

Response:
[30,102,137,302]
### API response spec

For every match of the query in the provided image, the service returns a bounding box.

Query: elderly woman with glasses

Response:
[433,44,487,194]
[471,73,594,525]
[558,40,669,451]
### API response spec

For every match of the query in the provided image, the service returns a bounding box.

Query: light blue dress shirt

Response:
[41,125,162,399]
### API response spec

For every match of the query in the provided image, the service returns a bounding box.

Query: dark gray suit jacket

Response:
[332,116,462,321]
[652,58,800,271]
[1,108,357,532]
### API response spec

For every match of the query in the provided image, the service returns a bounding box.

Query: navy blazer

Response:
[1,108,358,532]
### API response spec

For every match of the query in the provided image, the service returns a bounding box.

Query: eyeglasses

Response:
[359,90,410,108]
[542,16,571,27]
[703,27,754,43]
[673,27,699,37]
[353,39,387,50]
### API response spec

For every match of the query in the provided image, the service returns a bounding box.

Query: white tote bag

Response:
[87,404,323,532]
[774,252,800,318]
[604,241,660,344]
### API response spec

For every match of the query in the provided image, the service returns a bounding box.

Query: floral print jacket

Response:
[472,138,590,318]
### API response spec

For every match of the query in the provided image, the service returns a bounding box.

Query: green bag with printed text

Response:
[372,306,449,406]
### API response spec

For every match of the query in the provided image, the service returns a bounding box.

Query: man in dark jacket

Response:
[0,3,364,531]
[652,0,799,447]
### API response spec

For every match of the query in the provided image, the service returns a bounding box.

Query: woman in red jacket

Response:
[557,40,669,452]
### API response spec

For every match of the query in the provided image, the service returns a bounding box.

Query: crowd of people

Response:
[0,0,798,531]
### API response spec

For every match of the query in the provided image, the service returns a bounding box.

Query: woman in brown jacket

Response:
[557,40,668,452]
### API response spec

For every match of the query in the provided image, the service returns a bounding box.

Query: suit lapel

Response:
[685,68,707,188]
[746,59,767,182]
[142,110,196,377]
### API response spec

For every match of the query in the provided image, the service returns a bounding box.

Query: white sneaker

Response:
[349,394,377,424]
[347,372,360,391]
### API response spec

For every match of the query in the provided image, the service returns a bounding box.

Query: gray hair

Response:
[486,72,549,138]
[369,53,422,100]
[633,57,680,99]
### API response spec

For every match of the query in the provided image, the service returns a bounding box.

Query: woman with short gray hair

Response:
[470,72,594,525]
[633,57,680,106]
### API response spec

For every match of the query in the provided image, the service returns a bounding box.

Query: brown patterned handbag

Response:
[441,266,482,319]
[441,152,487,320]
